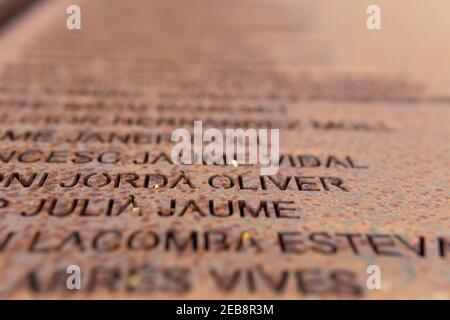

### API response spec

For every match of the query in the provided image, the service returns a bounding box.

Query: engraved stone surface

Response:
[0,0,448,299]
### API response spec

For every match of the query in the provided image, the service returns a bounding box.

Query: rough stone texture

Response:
[0,0,448,299]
